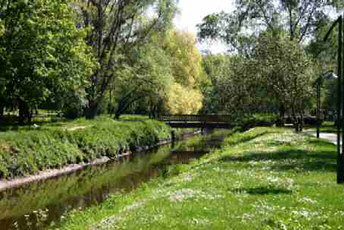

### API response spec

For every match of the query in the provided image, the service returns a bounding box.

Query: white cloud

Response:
[173,0,235,54]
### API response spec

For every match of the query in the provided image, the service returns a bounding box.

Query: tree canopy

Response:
[197,0,341,55]
[0,0,96,123]
[74,0,178,118]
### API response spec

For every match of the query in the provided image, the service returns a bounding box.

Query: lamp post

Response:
[316,75,322,139]
[324,14,344,184]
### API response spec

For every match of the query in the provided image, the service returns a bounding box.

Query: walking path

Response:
[304,129,338,145]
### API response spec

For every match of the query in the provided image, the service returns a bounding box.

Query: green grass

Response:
[0,116,170,179]
[55,127,344,230]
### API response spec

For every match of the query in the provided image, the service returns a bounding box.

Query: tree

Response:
[112,29,205,118]
[254,33,316,127]
[75,0,177,118]
[197,0,339,55]
[0,17,6,118]
[0,0,95,123]
[164,82,203,115]
[161,30,205,115]
[201,54,230,114]
[200,33,315,128]
[113,40,172,118]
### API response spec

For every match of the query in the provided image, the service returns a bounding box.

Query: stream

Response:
[0,130,228,230]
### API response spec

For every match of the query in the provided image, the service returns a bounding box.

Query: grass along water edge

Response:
[0,116,171,180]
[56,127,343,229]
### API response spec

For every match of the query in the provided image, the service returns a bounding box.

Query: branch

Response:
[256,0,275,32]
[298,1,317,42]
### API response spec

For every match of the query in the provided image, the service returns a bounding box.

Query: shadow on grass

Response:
[231,186,292,195]
[0,118,67,132]
[307,139,335,147]
[221,148,337,172]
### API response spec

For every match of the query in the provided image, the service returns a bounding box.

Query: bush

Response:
[238,113,278,130]
[61,92,87,119]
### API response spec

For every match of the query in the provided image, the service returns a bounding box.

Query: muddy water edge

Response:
[0,130,229,230]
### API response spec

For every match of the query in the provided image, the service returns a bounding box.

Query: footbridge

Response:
[158,115,231,129]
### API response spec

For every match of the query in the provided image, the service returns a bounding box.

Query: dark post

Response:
[318,78,320,138]
[171,130,175,142]
[340,15,344,184]
[324,15,344,183]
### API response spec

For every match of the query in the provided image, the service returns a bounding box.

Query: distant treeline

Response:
[0,0,341,125]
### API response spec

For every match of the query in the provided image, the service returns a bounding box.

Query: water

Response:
[0,130,228,230]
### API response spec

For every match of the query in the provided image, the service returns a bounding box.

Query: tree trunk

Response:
[114,111,121,120]
[85,101,99,119]
[299,112,304,132]
[291,105,298,132]
[18,100,30,125]
[278,104,286,127]
[0,105,4,120]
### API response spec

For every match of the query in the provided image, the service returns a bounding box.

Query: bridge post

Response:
[171,130,175,142]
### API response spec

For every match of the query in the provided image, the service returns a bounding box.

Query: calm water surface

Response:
[0,131,227,229]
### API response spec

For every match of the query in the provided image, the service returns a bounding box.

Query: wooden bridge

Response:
[158,115,231,128]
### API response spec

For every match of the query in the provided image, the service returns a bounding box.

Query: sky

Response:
[173,0,235,54]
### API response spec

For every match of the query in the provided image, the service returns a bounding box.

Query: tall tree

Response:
[254,33,316,126]
[113,40,172,118]
[112,29,205,118]
[0,0,95,123]
[162,30,205,115]
[0,18,5,118]
[197,0,339,55]
[75,0,177,118]
[201,54,231,114]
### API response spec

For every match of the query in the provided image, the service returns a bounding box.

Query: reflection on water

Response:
[0,130,228,229]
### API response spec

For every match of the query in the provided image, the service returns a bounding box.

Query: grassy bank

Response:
[56,127,344,229]
[0,116,170,179]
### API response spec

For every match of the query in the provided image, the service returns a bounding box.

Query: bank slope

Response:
[0,117,171,180]
[57,127,344,230]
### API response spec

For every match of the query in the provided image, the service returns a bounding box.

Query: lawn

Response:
[56,127,344,230]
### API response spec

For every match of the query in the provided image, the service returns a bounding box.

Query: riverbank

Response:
[57,127,344,229]
[0,116,171,181]
[0,127,224,230]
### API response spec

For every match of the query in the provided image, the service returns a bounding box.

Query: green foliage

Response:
[112,28,205,118]
[201,53,279,117]
[164,82,203,115]
[201,33,316,122]
[0,0,96,122]
[113,37,173,118]
[163,30,205,87]
[197,0,338,54]
[0,116,170,179]
[162,30,205,114]
[61,90,88,119]
[76,0,178,118]
[254,33,316,121]
[200,54,230,113]
[239,113,279,130]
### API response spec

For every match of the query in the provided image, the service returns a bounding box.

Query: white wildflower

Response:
[298,197,317,205]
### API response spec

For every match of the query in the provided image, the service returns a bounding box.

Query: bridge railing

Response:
[158,115,231,123]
